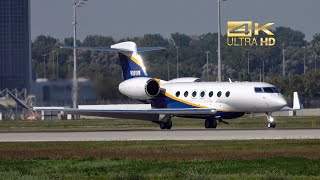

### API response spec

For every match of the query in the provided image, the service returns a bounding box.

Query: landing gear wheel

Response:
[160,122,166,129]
[205,119,211,128]
[159,120,172,130]
[205,119,217,129]
[212,119,217,128]
[165,120,172,129]
[266,113,276,128]
[268,122,276,128]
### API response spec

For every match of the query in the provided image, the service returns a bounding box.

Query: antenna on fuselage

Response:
[228,78,233,83]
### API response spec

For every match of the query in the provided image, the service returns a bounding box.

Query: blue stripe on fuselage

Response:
[151,92,245,119]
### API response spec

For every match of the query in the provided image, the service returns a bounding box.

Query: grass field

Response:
[0,117,319,179]
[0,116,319,131]
[0,140,320,179]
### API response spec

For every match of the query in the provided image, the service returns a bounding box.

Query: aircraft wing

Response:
[7,91,216,120]
[33,107,216,115]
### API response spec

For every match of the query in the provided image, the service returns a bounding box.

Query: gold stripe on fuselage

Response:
[163,91,208,108]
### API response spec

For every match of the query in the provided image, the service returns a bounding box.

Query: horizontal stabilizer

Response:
[137,47,166,52]
[59,46,132,52]
[59,46,165,53]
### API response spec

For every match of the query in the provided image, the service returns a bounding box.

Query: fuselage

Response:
[150,81,287,119]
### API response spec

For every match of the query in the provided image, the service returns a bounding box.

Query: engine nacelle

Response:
[118,77,160,100]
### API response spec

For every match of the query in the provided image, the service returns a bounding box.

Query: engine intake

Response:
[119,77,160,100]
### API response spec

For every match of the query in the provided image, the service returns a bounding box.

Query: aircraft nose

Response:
[275,97,287,108]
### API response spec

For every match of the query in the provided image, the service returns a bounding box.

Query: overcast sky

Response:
[31,0,320,41]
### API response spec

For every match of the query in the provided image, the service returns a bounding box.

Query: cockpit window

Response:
[255,87,280,93]
[263,87,274,93]
[254,87,263,93]
[272,87,280,93]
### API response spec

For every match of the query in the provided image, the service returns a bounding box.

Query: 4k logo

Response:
[227,21,275,46]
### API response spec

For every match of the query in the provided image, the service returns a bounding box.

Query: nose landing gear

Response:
[266,113,276,128]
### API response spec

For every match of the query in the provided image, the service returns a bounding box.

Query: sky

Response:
[31,0,320,41]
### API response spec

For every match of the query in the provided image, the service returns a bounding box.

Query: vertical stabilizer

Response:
[111,42,148,80]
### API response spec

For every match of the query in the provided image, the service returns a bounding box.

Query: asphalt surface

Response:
[0,128,319,142]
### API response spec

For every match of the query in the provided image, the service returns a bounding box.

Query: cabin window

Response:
[209,91,213,97]
[217,91,222,97]
[200,91,205,98]
[176,91,180,97]
[226,91,230,97]
[254,87,263,93]
[184,91,189,97]
[192,91,197,98]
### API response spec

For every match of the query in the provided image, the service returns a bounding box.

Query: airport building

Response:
[0,0,31,91]
[33,78,97,107]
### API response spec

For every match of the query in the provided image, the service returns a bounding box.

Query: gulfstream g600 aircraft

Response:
[8,41,300,129]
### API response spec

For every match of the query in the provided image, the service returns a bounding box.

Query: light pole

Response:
[205,51,210,78]
[56,52,59,79]
[42,54,47,78]
[52,51,55,78]
[72,0,88,109]
[217,0,226,81]
[167,58,170,80]
[247,50,250,75]
[262,60,265,82]
[282,44,286,77]
[259,68,262,82]
[315,55,318,70]
[176,46,179,78]
[302,46,306,75]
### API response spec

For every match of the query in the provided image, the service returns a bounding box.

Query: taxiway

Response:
[0,129,319,142]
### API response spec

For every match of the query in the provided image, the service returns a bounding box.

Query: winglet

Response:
[293,92,301,110]
[6,91,31,110]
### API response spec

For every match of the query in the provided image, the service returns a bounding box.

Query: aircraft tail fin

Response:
[59,41,165,80]
[111,42,149,80]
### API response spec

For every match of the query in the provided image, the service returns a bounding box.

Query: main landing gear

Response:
[155,115,172,129]
[205,117,229,129]
[266,113,276,128]
[159,119,172,129]
[205,117,218,128]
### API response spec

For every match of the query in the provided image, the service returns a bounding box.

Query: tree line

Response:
[31,26,320,101]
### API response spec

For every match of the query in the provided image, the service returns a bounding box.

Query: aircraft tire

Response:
[205,119,217,129]
[212,119,217,128]
[160,122,166,129]
[205,119,211,128]
[166,120,172,129]
[268,122,276,128]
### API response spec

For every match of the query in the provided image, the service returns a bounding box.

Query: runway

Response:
[0,129,319,142]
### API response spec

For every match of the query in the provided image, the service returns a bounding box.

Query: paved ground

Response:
[0,129,319,142]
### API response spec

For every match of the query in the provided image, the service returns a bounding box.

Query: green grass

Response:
[0,116,319,131]
[0,140,320,179]
[0,158,320,179]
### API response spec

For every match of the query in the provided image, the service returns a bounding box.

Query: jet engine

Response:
[118,77,160,100]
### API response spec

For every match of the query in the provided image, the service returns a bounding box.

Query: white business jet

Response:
[8,41,300,129]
